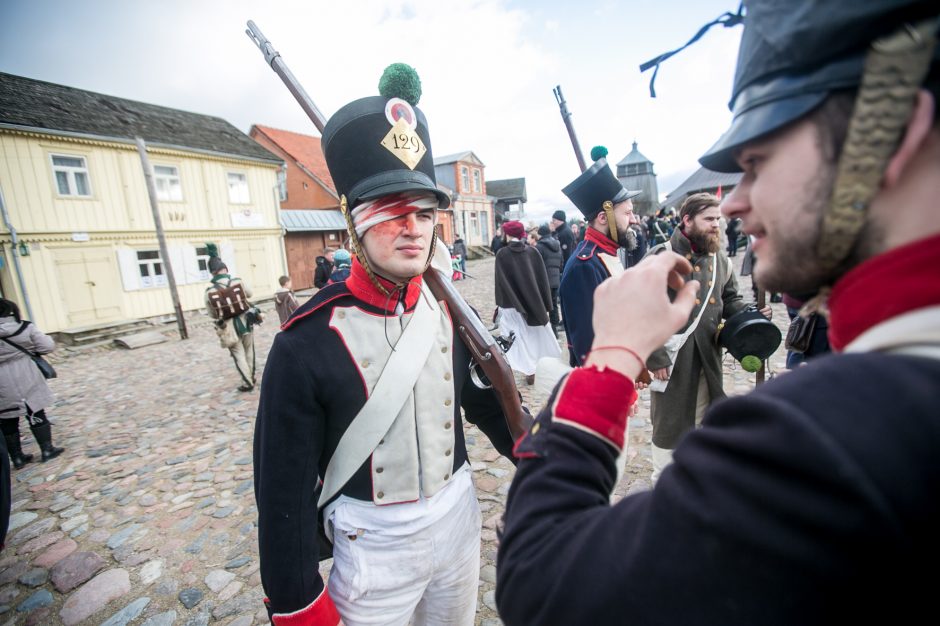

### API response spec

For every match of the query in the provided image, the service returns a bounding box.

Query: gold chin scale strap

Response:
[602,200,619,244]
[819,17,938,272]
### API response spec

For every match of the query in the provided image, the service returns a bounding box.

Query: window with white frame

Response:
[472,169,481,193]
[137,250,167,288]
[461,167,470,192]
[195,245,211,281]
[154,165,183,201]
[470,211,479,237]
[51,155,92,197]
[227,172,250,204]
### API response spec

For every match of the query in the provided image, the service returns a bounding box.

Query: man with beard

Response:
[558,156,641,366]
[644,193,768,481]
[496,1,940,623]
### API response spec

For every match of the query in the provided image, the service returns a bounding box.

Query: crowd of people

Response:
[4,2,937,623]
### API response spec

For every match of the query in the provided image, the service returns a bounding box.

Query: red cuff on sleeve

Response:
[270,587,341,626]
[552,366,637,450]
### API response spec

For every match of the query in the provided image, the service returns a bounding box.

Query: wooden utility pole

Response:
[135,137,188,340]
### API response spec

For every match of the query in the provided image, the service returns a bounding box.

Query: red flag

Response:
[716,185,723,200]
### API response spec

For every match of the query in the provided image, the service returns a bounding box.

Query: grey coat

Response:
[0,316,56,418]
[646,231,745,448]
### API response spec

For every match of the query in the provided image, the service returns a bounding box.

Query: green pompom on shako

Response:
[379,63,422,106]
[590,145,609,161]
[741,355,762,373]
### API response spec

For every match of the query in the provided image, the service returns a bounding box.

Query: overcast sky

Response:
[0,0,743,224]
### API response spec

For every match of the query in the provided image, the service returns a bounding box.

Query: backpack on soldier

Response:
[207,280,250,320]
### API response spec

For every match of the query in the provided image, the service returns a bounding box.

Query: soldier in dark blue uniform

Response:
[558,155,641,366]
[254,65,514,626]
[498,1,940,623]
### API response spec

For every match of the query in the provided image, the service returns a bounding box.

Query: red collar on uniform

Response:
[345,257,423,312]
[585,227,618,255]
[828,232,940,351]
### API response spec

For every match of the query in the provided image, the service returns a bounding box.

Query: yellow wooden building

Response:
[0,72,285,335]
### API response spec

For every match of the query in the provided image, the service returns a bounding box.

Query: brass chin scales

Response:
[602,200,619,244]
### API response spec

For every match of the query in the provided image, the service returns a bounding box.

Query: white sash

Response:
[649,243,718,393]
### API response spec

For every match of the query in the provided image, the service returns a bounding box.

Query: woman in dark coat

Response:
[494,221,561,384]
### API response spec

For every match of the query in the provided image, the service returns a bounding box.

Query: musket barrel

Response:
[245,21,328,133]
[554,85,587,172]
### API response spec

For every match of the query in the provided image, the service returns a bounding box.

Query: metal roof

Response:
[486,177,527,202]
[663,167,743,208]
[616,141,653,167]
[280,209,347,232]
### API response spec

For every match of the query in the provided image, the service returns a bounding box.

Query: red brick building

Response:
[249,125,346,289]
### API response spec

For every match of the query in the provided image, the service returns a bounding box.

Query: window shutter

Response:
[116,248,141,291]
[168,246,188,285]
[182,245,201,283]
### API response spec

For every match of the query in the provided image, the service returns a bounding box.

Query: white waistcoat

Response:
[329,302,457,505]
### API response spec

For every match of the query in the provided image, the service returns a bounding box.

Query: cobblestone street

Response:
[0,254,790,625]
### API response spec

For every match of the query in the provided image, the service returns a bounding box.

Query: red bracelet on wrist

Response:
[589,345,646,371]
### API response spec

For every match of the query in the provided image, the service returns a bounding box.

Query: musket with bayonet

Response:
[246,20,530,440]
[553,85,587,173]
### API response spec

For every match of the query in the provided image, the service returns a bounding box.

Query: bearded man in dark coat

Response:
[645,192,769,482]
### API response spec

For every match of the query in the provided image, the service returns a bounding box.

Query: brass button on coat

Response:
[376,467,384,473]
[444,421,452,429]
[376,491,384,499]
[444,398,452,407]
[444,372,451,381]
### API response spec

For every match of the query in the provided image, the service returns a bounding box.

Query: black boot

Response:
[29,422,64,462]
[3,431,34,469]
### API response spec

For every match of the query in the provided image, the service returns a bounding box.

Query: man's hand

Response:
[760,305,772,320]
[585,253,698,379]
[652,368,670,381]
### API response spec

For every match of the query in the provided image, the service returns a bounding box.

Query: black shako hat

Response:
[321,65,450,209]
[699,0,940,173]
[562,158,641,220]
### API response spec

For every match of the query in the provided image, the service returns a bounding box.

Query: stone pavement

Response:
[0,253,790,625]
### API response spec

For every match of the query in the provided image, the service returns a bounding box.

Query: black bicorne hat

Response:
[562,158,641,220]
[321,65,449,209]
[699,0,940,173]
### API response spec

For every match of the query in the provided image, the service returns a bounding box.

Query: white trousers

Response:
[328,482,482,625]
[650,369,710,484]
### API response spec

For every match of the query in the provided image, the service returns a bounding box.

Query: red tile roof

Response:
[252,124,336,193]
